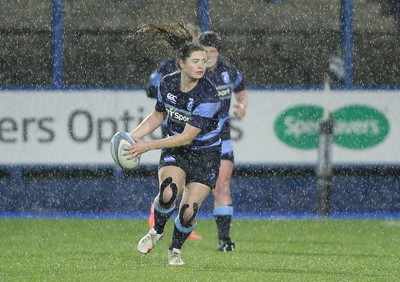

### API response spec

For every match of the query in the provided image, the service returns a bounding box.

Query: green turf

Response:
[1,218,399,281]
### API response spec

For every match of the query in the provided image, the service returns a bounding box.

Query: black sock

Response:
[153,208,174,234]
[169,223,191,250]
[215,215,232,241]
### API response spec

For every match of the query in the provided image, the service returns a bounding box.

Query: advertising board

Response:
[1,90,398,165]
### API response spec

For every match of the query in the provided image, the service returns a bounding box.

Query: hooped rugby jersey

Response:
[205,57,246,141]
[155,71,221,150]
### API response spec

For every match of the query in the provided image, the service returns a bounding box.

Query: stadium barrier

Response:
[1,164,400,214]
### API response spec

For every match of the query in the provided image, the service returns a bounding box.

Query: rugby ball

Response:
[110,131,140,169]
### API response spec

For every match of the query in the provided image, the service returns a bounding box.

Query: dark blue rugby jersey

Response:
[155,72,221,150]
[147,56,177,99]
[205,57,246,141]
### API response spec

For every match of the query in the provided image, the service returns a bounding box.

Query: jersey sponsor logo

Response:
[217,88,231,97]
[166,107,190,123]
[167,93,177,104]
[221,71,230,84]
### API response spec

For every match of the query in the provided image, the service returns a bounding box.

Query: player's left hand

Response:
[233,103,246,119]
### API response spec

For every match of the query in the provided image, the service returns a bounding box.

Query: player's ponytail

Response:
[137,22,204,70]
[137,22,193,51]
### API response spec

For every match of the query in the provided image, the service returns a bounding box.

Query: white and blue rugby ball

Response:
[110,131,140,169]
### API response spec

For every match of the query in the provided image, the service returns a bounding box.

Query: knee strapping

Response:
[179,203,199,228]
[158,177,178,209]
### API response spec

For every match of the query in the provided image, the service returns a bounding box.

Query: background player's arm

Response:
[146,71,163,99]
[233,89,248,118]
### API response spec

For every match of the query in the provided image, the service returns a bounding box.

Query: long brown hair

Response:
[137,22,204,70]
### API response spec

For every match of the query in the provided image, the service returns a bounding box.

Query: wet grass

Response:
[1,218,399,281]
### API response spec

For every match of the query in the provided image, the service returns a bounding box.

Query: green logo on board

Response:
[274,105,323,149]
[274,105,390,150]
[332,105,390,149]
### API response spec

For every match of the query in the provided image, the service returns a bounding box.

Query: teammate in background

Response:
[198,31,248,252]
[126,23,221,265]
[145,23,203,241]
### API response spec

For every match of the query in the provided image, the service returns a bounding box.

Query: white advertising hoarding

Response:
[1,90,399,165]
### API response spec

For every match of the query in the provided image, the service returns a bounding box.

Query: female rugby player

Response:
[199,31,248,252]
[124,23,221,265]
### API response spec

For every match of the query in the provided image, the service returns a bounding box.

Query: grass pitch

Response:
[1,217,399,281]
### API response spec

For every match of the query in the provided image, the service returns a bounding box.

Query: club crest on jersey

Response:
[221,72,230,84]
[187,98,194,111]
[167,93,177,104]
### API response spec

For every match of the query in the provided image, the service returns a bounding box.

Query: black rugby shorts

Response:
[159,146,221,189]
